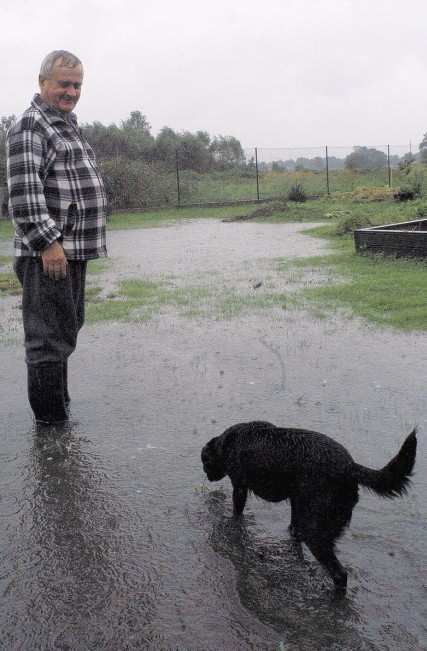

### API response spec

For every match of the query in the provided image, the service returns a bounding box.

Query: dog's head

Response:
[201,435,227,482]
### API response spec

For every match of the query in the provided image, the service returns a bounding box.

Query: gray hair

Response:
[40,51,83,79]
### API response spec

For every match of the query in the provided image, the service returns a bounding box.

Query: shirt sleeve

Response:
[6,127,62,252]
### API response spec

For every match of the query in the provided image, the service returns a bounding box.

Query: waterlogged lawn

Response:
[106,202,271,229]
[2,195,426,332]
[293,225,427,331]
[85,274,288,324]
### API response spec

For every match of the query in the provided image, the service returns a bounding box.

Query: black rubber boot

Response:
[27,363,69,425]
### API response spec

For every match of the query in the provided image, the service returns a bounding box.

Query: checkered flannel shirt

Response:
[6,94,107,260]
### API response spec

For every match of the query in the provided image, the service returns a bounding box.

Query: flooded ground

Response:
[1,219,426,650]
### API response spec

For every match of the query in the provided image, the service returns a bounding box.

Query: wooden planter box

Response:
[354,219,427,258]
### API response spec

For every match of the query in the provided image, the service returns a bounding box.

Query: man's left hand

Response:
[41,241,68,280]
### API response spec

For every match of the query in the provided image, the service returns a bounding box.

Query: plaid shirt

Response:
[6,94,107,260]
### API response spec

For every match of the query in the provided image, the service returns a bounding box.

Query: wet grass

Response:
[85,196,427,332]
[2,195,426,331]
[0,270,21,295]
[107,203,261,229]
[288,229,427,331]
[85,274,289,324]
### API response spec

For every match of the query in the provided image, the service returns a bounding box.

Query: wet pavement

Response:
[1,219,426,650]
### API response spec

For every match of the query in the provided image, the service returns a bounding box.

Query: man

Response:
[6,51,107,425]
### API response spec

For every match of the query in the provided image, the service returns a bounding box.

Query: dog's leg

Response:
[289,497,302,541]
[304,539,347,591]
[232,484,248,515]
[295,492,349,591]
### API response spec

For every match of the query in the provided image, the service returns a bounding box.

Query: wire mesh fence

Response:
[1,141,417,216]
[176,144,414,206]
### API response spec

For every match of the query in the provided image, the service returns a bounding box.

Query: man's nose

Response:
[66,85,79,97]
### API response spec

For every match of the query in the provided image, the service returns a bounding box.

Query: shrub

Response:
[287,182,307,202]
[99,158,178,210]
[333,214,372,236]
[324,186,395,203]
[394,183,422,202]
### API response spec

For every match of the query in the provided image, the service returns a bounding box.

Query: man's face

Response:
[39,60,84,115]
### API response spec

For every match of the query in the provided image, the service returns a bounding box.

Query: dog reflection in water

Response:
[201,421,417,591]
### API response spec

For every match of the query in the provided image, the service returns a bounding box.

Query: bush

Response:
[333,214,372,236]
[394,183,422,202]
[287,182,307,202]
[99,158,178,210]
[1,187,8,218]
[394,162,427,202]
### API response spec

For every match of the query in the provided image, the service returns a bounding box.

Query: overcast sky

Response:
[2,0,426,151]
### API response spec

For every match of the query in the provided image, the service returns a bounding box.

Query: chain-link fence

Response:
[176,144,414,206]
[1,143,417,215]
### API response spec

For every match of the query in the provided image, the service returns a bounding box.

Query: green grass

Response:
[0,220,14,239]
[290,220,427,331]
[85,275,289,324]
[177,168,407,204]
[0,270,21,295]
[106,203,268,229]
[91,196,427,331]
[2,194,426,332]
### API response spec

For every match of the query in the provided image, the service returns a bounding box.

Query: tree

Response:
[82,121,129,158]
[0,115,16,191]
[175,131,213,173]
[345,146,388,171]
[210,135,244,167]
[121,110,151,132]
[419,133,427,164]
[153,127,181,167]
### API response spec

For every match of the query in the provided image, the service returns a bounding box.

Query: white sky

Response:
[1,0,426,150]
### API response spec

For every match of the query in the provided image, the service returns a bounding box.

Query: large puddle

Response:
[1,219,426,650]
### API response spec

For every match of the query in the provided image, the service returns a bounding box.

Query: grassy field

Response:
[176,168,407,205]
[1,191,426,332]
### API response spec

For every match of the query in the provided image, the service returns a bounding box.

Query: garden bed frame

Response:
[354,219,427,258]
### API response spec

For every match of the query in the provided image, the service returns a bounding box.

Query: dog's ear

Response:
[212,433,228,462]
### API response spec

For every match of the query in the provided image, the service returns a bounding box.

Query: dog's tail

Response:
[355,429,417,498]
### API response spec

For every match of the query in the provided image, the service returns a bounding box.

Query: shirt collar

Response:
[32,93,78,127]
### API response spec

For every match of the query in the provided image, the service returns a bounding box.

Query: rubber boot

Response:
[27,363,69,425]
[63,360,71,405]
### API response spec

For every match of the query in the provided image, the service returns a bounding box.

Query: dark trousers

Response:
[14,257,87,365]
[14,257,87,423]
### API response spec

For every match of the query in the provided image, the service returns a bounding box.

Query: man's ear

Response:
[39,74,46,90]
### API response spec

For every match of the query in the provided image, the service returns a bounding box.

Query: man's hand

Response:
[41,241,68,280]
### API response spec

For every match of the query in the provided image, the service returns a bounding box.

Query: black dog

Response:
[201,421,417,590]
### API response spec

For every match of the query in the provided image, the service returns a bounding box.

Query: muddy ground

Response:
[0,219,426,650]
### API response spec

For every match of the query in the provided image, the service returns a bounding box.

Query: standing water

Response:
[1,219,426,650]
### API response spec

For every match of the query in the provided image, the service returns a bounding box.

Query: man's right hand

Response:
[41,241,68,280]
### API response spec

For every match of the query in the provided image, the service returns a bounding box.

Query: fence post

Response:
[325,146,330,194]
[255,148,260,200]
[387,145,391,188]
[175,149,181,205]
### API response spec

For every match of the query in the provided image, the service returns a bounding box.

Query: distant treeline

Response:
[1,112,426,212]
[261,147,421,173]
[81,110,245,172]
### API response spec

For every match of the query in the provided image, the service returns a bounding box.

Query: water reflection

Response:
[31,425,117,646]
[204,492,377,651]
[1,423,161,650]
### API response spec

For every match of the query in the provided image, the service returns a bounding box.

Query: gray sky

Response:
[2,0,426,151]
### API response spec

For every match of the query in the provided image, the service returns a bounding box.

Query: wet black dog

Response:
[201,421,417,590]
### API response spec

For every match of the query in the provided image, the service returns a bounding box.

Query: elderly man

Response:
[6,51,107,425]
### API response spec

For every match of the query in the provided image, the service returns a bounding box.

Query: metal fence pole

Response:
[387,145,391,188]
[255,148,260,200]
[326,146,330,194]
[175,149,181,205]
